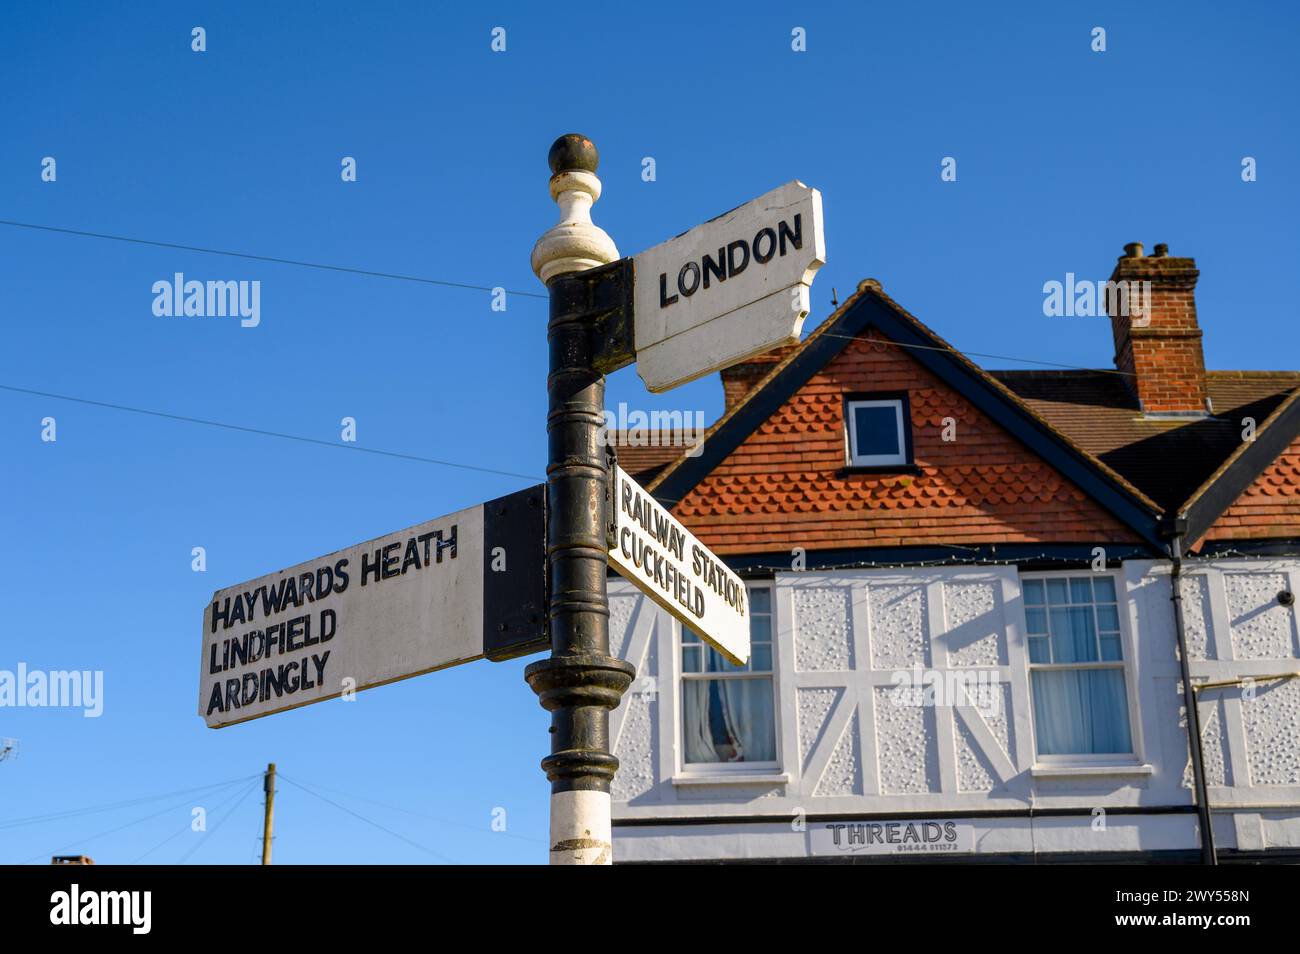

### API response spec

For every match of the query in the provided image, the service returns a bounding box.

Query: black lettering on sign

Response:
[726,240,749,278]
[659,272,678,308]
[361,548,382,585]
[205,649,333,717]
[381,542,401,579]
[656,213,805,310]
[779,214,803,256]
[702,248,726,289]
[677,261,700,298]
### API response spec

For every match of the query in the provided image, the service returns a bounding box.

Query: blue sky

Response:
[0,2,1296,864]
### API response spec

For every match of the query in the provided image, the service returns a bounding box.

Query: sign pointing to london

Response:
[632,180,825,393]
[198,486,546,728]
[607,463,750,665]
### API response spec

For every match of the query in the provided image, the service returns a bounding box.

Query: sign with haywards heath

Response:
[198,486,545,728]
[631,180,824,393]
[607,464,749,665]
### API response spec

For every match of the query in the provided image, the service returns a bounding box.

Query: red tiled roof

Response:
[610,282,1300,551]
[990,370,1300,511]
[669,331,1140,555]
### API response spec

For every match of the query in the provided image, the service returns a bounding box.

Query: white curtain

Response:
[1032,669,1132,754]
[683,680,719,763]
[683,679,776,763]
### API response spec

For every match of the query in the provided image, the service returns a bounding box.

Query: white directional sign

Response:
[198,487,545,728]
[632,180,825,393]
[607,464,750,665]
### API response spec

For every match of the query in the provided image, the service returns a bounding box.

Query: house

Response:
[606,242,1300,863]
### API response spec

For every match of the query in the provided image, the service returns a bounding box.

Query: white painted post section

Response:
[530,165,618,284]
[531,143,621,866]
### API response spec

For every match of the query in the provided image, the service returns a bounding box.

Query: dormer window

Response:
[844,392,912,469]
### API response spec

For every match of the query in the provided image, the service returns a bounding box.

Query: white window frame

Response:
[845,398,908,467]
[675,582,781,777]
[1020,570,1145,767]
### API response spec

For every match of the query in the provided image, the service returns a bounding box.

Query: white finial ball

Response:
[531,135,619,284]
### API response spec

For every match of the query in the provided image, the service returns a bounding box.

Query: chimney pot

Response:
[1153,243,1169,258]
[1123,242,1144,259]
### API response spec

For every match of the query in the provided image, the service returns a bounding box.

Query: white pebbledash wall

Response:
[608,558,1300,862]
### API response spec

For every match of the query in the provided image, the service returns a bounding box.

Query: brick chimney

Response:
[1109,242,1208,415]
[719,348,790,411]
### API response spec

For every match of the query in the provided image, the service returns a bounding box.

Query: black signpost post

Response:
[525,135,636,866]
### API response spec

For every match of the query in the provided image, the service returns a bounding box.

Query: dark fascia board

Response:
[652,291,1165,551]
[1193,538,1300,560]
[1183,388,1300,545]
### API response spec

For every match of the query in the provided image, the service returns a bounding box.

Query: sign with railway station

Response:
[607,463,750,665]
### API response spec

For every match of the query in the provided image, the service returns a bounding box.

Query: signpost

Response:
[607,464,749,665]
[199,486,545,728]
[200,131,822,867]
[632,180,824,392]
[526,134,822,865]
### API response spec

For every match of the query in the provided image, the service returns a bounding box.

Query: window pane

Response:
[1094,577,1117,602]
[1070,578,1093,603]
[681,646,701,673]
[682,628,701,644]
[1025,607,1048,634]
[749,614,772,644]
[1100,634,1123,662]
[1046,579,1070,605]
[1028,635,1050,664]
[683,677,776,763]
[705,646,746,674]
[1049,607,1098,663]
[1023,579,1044,605]
[852,404,901,457]
[749,587,771,615]
[1096,604,1120,632]
[1031,668,1132,755]
[751,644,772,671]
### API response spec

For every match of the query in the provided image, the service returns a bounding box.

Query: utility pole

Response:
[525,134,635,865]
[261,762,276,866]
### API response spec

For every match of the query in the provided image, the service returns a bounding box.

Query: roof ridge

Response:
[1205,370,1300,380]
[1180,386,1300,524]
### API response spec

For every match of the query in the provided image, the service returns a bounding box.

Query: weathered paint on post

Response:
[525,134,636,866]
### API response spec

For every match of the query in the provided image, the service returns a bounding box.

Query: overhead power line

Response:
[0,774,260,832]
[280,773,546,844]
[177,780,261,865]
[0,221,1130,378]
[0,383,541,482]
[129,779,257,864]
[278,773,457,863]
[0,218,547,298]
[816,330,1137,377]
[17,786,245,864]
